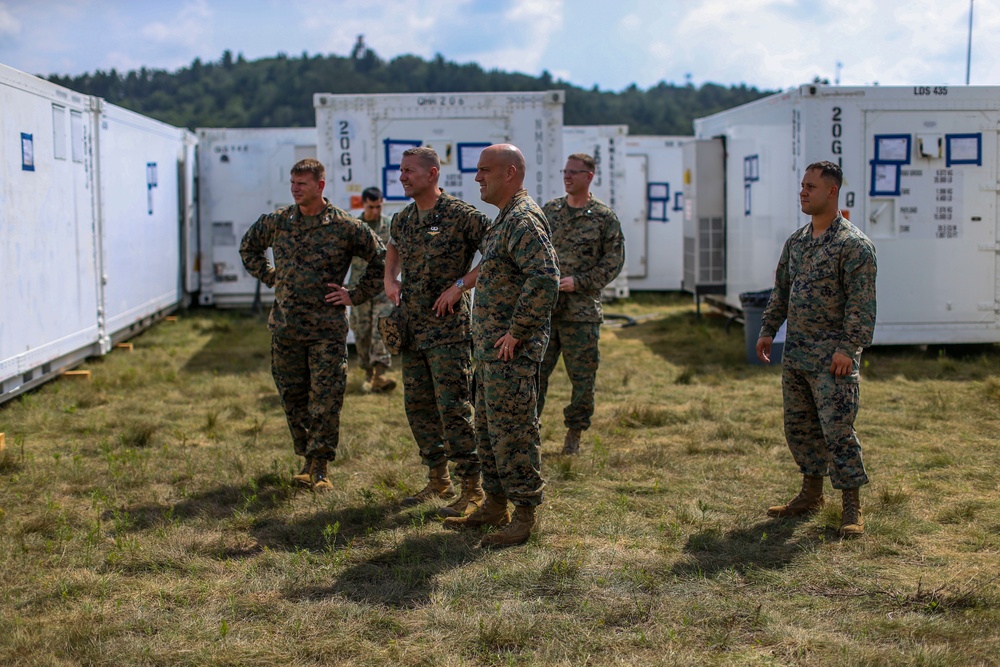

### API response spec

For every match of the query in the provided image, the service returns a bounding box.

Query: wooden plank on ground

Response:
[63,370,91,380]
[115,342,134,352]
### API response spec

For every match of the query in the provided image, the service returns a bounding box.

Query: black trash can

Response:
[739,290,784,365]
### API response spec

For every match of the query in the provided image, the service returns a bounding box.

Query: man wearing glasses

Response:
[539,154,625,454]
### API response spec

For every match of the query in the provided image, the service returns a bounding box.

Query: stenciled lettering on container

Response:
[831,107,843,168]
[338,120,352,182]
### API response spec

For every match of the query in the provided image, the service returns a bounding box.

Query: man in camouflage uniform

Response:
[442,144,559,548]
[384,147,490,517]
[756,160,877,538]
[540,153,625,455]
[348,186,397,393]
[240,158,386,492]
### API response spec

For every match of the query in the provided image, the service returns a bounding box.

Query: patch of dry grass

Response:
[1,295,999,665]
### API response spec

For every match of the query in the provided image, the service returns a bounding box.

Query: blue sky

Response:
[1,0,997,91]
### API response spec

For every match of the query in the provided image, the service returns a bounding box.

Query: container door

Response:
[198,130,316,307]
[622,153,648,279]
[864,110,998,326]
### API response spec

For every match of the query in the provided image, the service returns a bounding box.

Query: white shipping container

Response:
[95,101,195,341]
[314,91,565,220]
[196,127,317,307]
[621,136,689,291]
[561,125,629,298]
[0,64,101,400]
[1,63,195,404]
[689,83,1000,345]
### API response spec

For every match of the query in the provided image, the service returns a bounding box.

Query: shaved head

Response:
[489,144,526,179]
[476,143,528,208]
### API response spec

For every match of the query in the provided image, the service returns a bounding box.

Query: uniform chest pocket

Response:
[423,230,463,259]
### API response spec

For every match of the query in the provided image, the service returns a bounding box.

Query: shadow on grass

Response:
[613,309,755,378]
[284,531,483,608]
[102,471,293,533]
[614,307,1000,383]
[251,499,399,552]
[182,311,271,375]
[673,516,819,578]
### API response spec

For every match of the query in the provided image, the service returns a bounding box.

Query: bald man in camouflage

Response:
[756,160,877,538]
[240,158,385,492]
[442,144,559,548]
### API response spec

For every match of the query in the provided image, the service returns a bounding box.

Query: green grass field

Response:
[1,293,998,666]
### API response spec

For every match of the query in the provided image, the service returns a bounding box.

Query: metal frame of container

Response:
[561,125,629,299]
[621,135,689,291]
[1,63,194,405]
[688,83,1000,345]
[314,91,565,220]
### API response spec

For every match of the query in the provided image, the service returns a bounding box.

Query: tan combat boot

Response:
[839,487,865,538]
[438,474,486,518]
[562,428,582,455]
[480,504,536,548]
[370,364,397,393]
[311,459,333,492]
[767,474,825,517]
[442,493,510,531]
[362,368,375,393]
[293,458,314,487]
[400,462,455,507]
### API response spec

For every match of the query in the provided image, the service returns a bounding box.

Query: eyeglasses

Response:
[561,169,592,176]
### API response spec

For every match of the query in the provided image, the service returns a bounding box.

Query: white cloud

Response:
[0,3,20,36]
[467,0,564,76]
[140,0,212,49]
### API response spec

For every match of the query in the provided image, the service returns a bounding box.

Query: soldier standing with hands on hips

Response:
[756,160,877,538]
[240,158,385,492]
[442,144,559,548]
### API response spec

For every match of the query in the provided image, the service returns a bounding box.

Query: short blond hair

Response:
[567,153,596,171]
[291,158,325,181]
[402,146,440,170]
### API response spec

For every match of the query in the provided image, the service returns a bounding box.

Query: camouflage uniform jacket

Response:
[472,189,560,362]
[390,192,490,350]
[346,213,392,306]
[542,194,625,322]
[760,215,877,375]
[240,199,386,341]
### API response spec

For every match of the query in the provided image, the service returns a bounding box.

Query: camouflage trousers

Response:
[349,299,393,371]
[782,366,869,489]
[475,358,545,507]
[271,334,348,462]
[538,320,601,431]
[402,342,480,478]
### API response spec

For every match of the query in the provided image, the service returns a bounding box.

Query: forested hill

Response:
[46,46,776,134]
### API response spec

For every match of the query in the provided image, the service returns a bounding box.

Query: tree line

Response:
[47,43,775,135]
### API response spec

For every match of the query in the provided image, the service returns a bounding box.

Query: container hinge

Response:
[979,183,1000,192]
[976,302,1000,313]
[977,243,1000,253]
